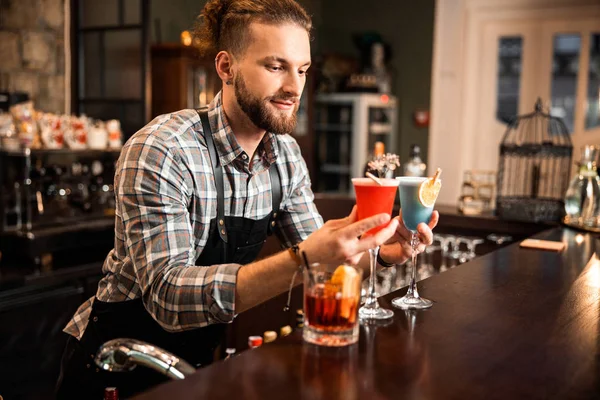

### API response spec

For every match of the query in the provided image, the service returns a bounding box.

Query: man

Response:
[56,0,438,397]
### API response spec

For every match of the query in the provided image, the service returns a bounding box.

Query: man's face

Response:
[232,22,311,134]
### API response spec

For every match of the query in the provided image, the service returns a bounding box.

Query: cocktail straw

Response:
[366,171,383,186]
[301,250,318,285]
[301,251,311,271]
[433,168,442,183]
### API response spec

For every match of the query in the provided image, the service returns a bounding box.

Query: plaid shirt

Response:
[64,92,323,340]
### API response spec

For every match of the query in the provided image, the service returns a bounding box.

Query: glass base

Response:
[303,325,358,347]
[391,295,433,310]
[358,305,394,320]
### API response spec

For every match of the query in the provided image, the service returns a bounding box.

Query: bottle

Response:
[564,145,600,228]
[263,331,277,344]
[364,141,385,177]
[296,309,304,328]
[104,387,119,400]
[248,336,263,349]
[403,144,426,177]
[371,42,392,94]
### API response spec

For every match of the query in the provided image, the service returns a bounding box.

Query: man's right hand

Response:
[299,206,399,266]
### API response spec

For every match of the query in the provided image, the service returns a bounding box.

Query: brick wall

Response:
[0,0,66,114]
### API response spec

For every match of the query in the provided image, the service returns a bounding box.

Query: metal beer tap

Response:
[95,338,196,380]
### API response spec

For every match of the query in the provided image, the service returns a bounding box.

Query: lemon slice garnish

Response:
[418,177,442,207]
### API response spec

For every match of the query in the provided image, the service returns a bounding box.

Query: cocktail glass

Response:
[351,177,399,320]
[464,237,485,261]
[303,263,363,346]
[392,177,439,310]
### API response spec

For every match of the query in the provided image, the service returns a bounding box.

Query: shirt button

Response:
[92,316,98,322]
[242,154,248,160]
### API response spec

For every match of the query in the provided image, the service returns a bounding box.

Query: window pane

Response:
[122,103,144,138]
[81,32,101,98]
[550,34,581,133]
[586,33,600,130]
[124,0,141,25]
[104,31,142,99]
[496,37,522,123]
[81,0,119,28]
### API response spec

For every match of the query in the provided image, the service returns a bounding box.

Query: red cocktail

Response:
[353,178,399,236]
[352,177,399,320]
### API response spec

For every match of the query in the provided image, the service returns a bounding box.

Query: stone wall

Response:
[0,0,66,114]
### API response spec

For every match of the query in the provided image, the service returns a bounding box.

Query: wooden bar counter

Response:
[133,226,600,400]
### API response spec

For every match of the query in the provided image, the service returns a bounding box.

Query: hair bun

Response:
[195,0,232,55]
[193,0,312,58]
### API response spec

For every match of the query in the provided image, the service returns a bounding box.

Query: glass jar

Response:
[564,145,600,228]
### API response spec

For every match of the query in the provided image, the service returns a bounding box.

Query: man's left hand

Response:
[379,209,440,265]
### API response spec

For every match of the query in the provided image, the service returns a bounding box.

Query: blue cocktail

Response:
[398,177,434,231]
[393,175,441,310]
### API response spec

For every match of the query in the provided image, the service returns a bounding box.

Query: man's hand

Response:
[379,209,440,265]
[300,206,399,266]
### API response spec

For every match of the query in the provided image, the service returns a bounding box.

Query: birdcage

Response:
[496,99,573,223]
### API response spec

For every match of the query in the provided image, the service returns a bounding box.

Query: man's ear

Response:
[215,51,234,85]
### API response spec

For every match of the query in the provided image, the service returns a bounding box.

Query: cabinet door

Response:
[151,45,221,117]
[314,101,353,193]
[72,0,150,140]
[0,284,85,399]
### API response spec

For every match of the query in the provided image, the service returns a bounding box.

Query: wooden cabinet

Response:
[151,44,221,118]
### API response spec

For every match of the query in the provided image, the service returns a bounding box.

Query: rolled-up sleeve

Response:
[117,135,241,332]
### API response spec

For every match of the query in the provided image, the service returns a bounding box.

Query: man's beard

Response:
[234,73,299,135]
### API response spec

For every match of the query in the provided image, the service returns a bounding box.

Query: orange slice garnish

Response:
[418,177,442,207]
[330,265,360,319]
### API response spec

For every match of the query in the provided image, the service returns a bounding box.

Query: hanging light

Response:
[180,30,192,46]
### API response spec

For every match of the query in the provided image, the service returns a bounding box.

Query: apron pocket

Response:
[234,240,267,263]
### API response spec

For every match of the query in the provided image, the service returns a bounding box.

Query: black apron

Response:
[56,110,282,399]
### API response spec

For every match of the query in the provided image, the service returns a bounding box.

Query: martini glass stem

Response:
[407,233,420,299]
[365,246,380,309]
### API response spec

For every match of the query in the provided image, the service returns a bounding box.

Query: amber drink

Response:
[303,263,362,346]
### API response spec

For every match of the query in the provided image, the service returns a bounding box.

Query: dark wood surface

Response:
[134,227,600,400]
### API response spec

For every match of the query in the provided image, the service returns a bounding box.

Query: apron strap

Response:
[268,159,282,234]
[197,108,283,238]
[197,109,228,244]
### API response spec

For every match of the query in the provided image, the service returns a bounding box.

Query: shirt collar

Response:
[206,91,278,168]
